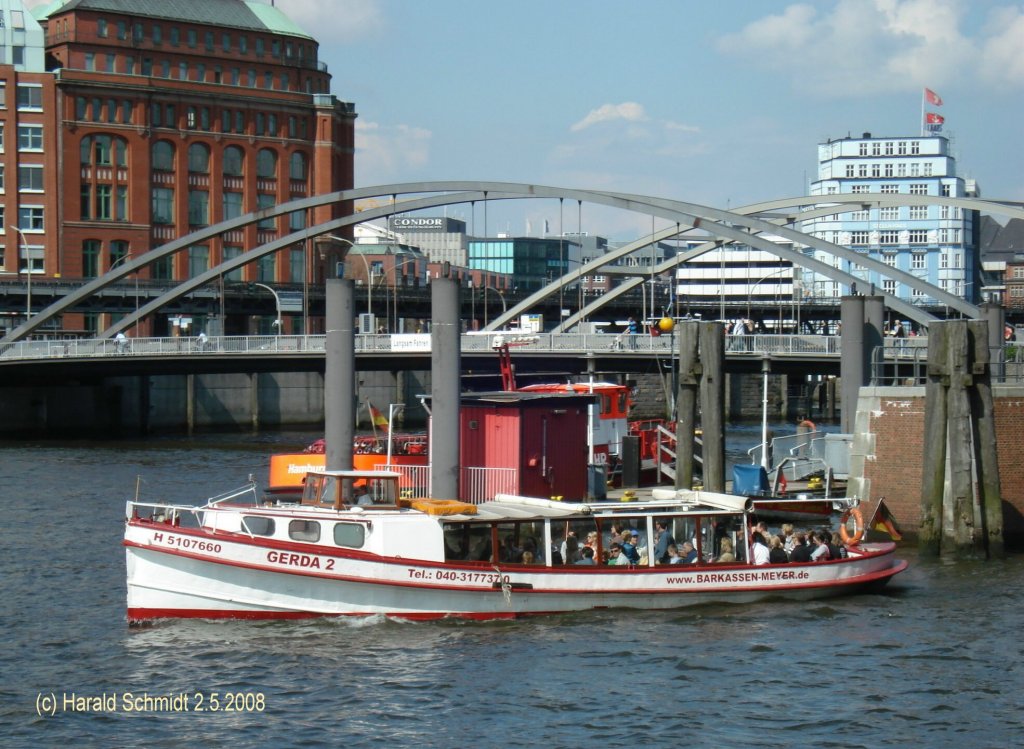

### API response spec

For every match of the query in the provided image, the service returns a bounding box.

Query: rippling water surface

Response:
[2,432,1022,748]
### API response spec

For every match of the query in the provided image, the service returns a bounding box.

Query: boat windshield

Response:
[301,472,399,508]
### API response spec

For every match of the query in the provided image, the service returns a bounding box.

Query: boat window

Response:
[617,391,628,416]
[443,523,492,562]
[552,519,599,564]
[289,519,320,542]
[333,522,365,548]
[496,521,544,564]
[242,516,275,536]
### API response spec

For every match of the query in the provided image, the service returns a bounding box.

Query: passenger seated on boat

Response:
[501,535,522,562]
[575,547,596,565]
[789,532,812,563]
[583,530,599,556]
[828,532,847,560]
[522,537,544,564]
[619,532,641,564]
[810,531,831,562]
[781,523,795,553]
[680,541,698,564]
[521,550,535,565]
[769,535,789,564]
[751,532,771,565]
[607,542,629,565]
[561,533,581,564]
[665,544,683,564]
[715,538,736,563]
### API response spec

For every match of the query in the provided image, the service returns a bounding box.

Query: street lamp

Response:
[109,251,136,335]
[760,356,772,470]
[483,284,506,327]
[388,253,420,333]
[253,282,282,336]
[9,225,31,321]
[747,266,793,323]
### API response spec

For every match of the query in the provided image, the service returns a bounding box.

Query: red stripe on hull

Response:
[126,608,539,625]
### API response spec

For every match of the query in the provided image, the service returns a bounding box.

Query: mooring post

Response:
[698,321,725,492]
[675,320,700,490]
[919,321,949,556]
[945,321,976,555]
[969,319,1005,558]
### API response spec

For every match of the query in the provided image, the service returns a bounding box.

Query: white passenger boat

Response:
[124,470,907,623]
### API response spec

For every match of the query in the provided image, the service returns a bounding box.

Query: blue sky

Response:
[285,1,1020,238]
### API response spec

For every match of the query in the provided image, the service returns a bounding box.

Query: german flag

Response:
[368,402,389,433]
[871,499,902,541]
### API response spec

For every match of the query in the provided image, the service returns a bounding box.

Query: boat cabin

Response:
[301,470,402,509]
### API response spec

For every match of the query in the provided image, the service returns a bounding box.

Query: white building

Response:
[802,132,978,305]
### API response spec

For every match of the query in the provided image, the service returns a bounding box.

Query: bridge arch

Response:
[3,182,1021,343]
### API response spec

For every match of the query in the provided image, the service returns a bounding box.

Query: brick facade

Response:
[7,1,354,336]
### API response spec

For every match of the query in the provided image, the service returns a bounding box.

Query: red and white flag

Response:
[926,112,945,124]
[924,88,943,106]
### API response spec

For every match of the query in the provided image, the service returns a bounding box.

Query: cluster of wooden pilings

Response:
[920,320,1004,559]
[674,321,725,492]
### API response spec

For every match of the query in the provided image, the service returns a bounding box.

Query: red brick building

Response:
[2,0,353,335]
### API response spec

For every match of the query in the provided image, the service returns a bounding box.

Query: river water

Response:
[1,430,1022,748]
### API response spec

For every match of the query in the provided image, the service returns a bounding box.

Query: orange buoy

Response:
[839,507,865,546]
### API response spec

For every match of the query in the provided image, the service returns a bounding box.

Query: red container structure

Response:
[460,392,593,500]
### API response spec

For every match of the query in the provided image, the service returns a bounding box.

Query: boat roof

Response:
[306,470,403,480]
[435,490,752,523]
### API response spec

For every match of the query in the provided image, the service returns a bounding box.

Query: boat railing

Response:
[126,499,202,528]
[461,466,518,504]
[383,463,432,500]
[205,481,260,507]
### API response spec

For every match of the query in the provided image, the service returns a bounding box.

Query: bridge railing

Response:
[0,332,845,362]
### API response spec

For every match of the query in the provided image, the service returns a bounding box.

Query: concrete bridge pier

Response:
[325,278,355,471]
[431,275,461,498]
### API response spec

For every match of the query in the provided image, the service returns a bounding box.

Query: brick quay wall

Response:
[848,386,1024,545]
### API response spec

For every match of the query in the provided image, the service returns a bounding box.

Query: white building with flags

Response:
[802,131,980,311]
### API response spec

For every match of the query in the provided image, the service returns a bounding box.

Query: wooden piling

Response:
[675,321,699,490]
[919,323,948,555]
[969,320,1005,558]
[919,320,1004,559]
[698,322,725,492]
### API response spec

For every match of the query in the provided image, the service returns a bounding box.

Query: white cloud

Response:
[570,102,648,132]
[717,0,1020,95]
[979,6,1024,86]
[275,0,383,41]
[355,120,432,184]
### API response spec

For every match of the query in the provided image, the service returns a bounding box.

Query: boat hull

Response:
[125,521,906,623]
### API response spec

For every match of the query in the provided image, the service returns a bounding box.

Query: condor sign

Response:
[390,217,445,231]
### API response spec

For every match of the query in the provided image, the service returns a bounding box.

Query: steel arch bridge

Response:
[3,181,1022,344]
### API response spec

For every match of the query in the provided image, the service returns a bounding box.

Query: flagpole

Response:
[366,400,378,442]
[920,88,925,137]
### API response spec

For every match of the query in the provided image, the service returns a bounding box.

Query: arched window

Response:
[188,142,210,173]
[223,145,244,177]
[289,151,307,180]
[152,140,174,171]
[256,148,277,178]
